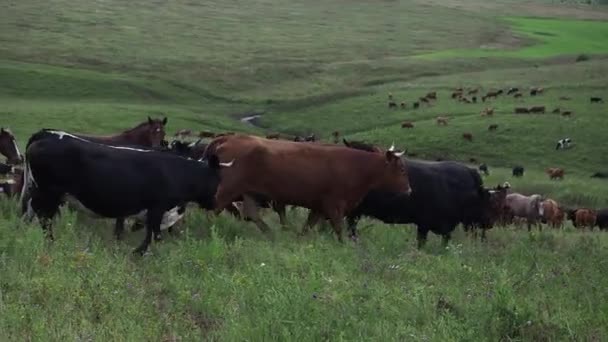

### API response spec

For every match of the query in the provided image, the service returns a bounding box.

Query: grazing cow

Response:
[203,135,411,241]
[479,163,489,176]
[513,93,523,98]
[555,138,572,150]
[552,108,561,114]
[199,130,216,138]
[21,130,228,255]
[591,172,608,179]
[401,121,414,128]
[400,102,406,109]
[540,199,563,228]
[561,111,572,117]
[174,129,192,137]
[512,166,525,177]
[514,107,529,114]
[506,193,544,231]
[590,97,603,103]
[468,89,479,95]
[488,124,498,131]
[472,96,477,103]
[529,106,546,114]
[388,101,397,109]
[569,209,597,230]
[266,133,280,140]
[595,209,608,230]
[343,141,502,247]
[469,157,477,163]
[530,87,544,96]
[0,128,23,165]
[436,117,449,126]
[388,92,393,100]
[546,168,564,180]
[413,102,420,109]
[559,96,571,101]
[305,134,317,142]
[425,91,437,100]
[481,108,494,116]
[451,92,462,99]
[507,87,519,95]
[462,133,473,142]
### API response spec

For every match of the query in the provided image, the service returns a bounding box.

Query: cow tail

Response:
[19,155,37,218]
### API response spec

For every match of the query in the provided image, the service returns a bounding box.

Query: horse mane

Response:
[121,120,153,135]
[342,139,380,153]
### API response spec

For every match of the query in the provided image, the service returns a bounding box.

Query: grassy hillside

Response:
[1,0,608,340]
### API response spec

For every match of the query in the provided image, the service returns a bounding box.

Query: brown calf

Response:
[574,209,597,230]
[462,133,473,141]
[436,116,449,126]
[529,106,546,114]
[546,167,564,180]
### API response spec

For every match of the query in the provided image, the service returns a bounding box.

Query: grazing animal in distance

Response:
[0,128,23,165]
[540,199,563,228]
[546,167,565,180]
[590,96,603,103]
[507,87,519,95]
[559,96,571,101]
[591,172,608,179]
[388,92,393,100]
[561,111,572,117]
[436,116,449,126]
[512,166,524,177]
[529,106,546,114]
[552,108,561,114]
[266,133,280,140]
[388,101,397,109]
[401,121,414,128]
[199,130,216,138]
[425,91,437,100]
[413,102,420,109]
[462,133,473,142]
[400,102,406,109]
[555,138,572,150]
[513,93,523,99]
[488,124,498,131]
[514,107,529,114]
[331,131,340,144]
[570,209,597,230]
[530,87,544,96]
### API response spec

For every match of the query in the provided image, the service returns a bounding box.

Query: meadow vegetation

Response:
[1,0,608,340]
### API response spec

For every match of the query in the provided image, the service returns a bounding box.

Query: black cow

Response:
[21,130,229,255]
[591,172,608,179]
[343,140,497,248]
[596,209,608,230]
[512,166,525,177]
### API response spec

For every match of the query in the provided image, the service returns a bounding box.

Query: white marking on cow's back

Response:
[45,130,152,152]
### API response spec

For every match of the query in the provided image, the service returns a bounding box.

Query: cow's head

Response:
[482,184,509,225]
[0,128,23,165]
[145,116,168,147]
[377,144,411,195]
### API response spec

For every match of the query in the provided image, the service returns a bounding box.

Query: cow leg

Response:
[114,218,125,240]
[133,210,163,255]
[272,201,287,227]
[416,227,429,249]
[328,212,345,243]
[300,211,322,235]
[346,215,360,242]
[242,195,272,235]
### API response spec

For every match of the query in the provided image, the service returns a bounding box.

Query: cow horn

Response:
[388,142,395,151]
[219,159,235,167]
[393,151,405,157]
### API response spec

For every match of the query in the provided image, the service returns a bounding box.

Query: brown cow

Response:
[546,168,564,180]
[388,101,397,109]
[436,116,449,126]
[203,135,411,241]
[570,209,597,230]
[561,111,572,117]
[481,108,494,116]
[514,107,529,114]
[529,106,546,113]
[419,97,429,104]
[488,124,498,131]
[425,91,437,100]
[540,199,563,229]
[401,121,414,128]
[462,133,473,142]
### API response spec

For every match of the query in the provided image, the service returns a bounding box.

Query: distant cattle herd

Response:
[0,86,606,255]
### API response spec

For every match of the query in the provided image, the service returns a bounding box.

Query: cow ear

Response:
[162,117,168,125]
[148,116,153,124]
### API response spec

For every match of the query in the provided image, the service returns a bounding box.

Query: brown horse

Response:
[74,117,168,148]
[0,128,23,164]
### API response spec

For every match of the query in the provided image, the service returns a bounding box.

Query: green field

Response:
[1,0,608,340]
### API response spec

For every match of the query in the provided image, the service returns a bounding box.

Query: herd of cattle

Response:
[0,115,606,255]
